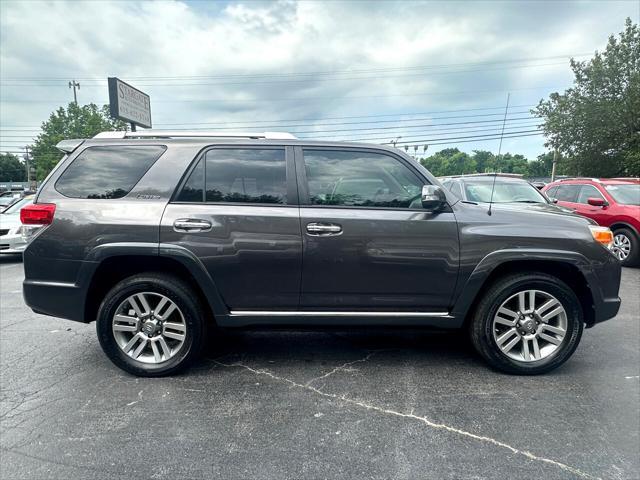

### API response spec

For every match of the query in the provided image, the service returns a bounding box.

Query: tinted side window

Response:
[303,149,424,208]
[546,186,558,198]
[204,149,286,204]
[176,158,204,202]
[554,184,580,202]
[56,146,166,199]
[576,185,604,204]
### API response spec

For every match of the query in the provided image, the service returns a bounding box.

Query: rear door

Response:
[553,184,581,211]
[161,146,302,310]
[296,147,459,312]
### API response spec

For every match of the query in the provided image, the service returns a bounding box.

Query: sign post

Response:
[108,77,152,130]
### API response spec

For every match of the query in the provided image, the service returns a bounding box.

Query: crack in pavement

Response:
[213,358,601,480]
[305,350,384,386]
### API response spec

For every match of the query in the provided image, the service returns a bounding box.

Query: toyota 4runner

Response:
[21,131,622,376]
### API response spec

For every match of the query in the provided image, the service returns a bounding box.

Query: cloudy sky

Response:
[0,0,637,159]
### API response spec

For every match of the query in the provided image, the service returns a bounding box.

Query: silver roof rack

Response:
[93,130,297,140]
[438,173,524,179]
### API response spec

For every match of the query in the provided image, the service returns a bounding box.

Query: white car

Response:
[0,195,36,254]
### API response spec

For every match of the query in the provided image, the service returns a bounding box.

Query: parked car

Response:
[21,132,621,377]
[543,178,640,267]
[0,190,23,208]
[0,195,35,254]
[439,174,574,214]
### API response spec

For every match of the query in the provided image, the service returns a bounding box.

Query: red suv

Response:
[543,178,640,267]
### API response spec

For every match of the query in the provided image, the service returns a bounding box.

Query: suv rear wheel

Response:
[612,227,639,267]
[97,274,206,376]
[470,273,583,375]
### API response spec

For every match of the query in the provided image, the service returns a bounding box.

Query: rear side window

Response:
[176,148,287,204]
[554,184,581,203]
[56,146,166,199]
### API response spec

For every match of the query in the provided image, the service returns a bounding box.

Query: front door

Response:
[161,146,301,310]
[296,147,459,312]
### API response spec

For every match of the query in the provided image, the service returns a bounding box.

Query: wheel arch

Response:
[609,221,638,237]
[453,251,596,328]
[82,245,227,325]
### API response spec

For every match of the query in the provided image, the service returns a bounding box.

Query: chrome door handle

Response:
[306,222,342,236]
[173,218,212,233]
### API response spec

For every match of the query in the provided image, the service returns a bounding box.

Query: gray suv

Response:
[21,131,622,377]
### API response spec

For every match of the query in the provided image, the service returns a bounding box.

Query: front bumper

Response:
[588,250,622,326]
[592,296,621,325]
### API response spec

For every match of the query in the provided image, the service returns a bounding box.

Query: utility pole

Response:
[23,146,33,190]
[68,80,80,104]
[551,148,558,182]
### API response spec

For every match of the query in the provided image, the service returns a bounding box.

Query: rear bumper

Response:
[23,279,87,322]
[0,234,27,253]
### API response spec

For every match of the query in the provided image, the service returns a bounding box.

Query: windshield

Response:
[1,196,33,214]
[605,184,640,205]
[464,180,548,203]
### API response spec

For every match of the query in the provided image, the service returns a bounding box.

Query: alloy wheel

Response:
[612,233,631,261]
[112,292,187,364]
[492,289,568,362]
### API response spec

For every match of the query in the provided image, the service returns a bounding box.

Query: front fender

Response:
[450,248,598,320]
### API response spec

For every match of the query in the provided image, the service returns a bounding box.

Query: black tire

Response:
[469,272,584,375]
[96,273,206,377]
[613,227,640,267]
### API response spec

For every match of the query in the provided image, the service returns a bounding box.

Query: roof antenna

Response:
[488,92,510,216]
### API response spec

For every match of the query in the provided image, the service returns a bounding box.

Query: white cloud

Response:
[0,0,636,158]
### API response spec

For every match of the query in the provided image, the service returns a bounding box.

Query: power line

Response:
[0,108,537,132]
[385,129,541,145]
[0,103,538,128]
[0,120,543,142]
[0,84,568,105]
[0,61,576,87]
[0,117,540,139]
[316,122,543,142]
[0,52,590,81]
[289,115,537,135]
[0,131,545,153]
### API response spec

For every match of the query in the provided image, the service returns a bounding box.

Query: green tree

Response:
[30,103,127,179]
[0,153,27,182]
[420,148,477,176]
[471,150,496,173]
[534,18,640,177]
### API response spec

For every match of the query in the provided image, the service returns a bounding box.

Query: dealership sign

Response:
[108,77,152,128]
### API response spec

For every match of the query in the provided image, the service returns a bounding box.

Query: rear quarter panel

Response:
[25,141,203,284]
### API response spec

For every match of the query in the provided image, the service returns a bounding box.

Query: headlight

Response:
[588,225,614,250]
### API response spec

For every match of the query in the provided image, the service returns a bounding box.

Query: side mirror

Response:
[421,185,447,211]
[550,197,558,204]
[587,197,607,207]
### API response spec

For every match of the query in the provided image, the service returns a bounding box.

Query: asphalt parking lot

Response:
[0,256,638,480]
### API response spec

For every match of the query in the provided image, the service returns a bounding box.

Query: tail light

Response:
[20,203,56,225]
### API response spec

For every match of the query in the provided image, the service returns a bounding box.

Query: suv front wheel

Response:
[97,274,206,376]
[470,273,583,375]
